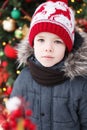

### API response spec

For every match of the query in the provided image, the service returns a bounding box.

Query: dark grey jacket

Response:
[11,31,87,130]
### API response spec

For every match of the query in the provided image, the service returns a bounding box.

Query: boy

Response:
[11,0,87,130]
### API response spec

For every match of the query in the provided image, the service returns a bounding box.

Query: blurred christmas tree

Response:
[0,0,87,103]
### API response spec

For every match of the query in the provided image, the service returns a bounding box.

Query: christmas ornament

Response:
[4,44,17,59]
[1,61,8,67]
[14,28,23,39]
[0,97,37,130]
[22,24,29,39]
[6,86,12,95]
[2,17,16,32]
[11,8,21,19]
[0,50,4,57]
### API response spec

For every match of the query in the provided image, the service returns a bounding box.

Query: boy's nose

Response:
[44,43,53,52]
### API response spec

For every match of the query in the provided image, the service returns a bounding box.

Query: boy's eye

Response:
[37,39,44,42]
[54,40,63,44]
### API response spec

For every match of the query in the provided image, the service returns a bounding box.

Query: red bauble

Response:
[25,109,33,116]
[2,61,8,67]
[4,44,17,59]
[6,86,12,95]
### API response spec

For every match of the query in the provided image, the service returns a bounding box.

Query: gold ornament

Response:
[2,17,16,32]
[22,24,29,39]
[14,28,23,39]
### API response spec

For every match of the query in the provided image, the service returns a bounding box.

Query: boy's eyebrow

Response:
[37,35,45,38]
[38,35,44,37]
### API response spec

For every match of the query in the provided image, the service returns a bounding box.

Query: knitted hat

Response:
[28,0,75,52]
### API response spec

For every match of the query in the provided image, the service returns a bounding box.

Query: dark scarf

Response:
[28,57,68,86]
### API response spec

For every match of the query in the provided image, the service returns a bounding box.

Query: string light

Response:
[79,8,82,12]
[71,0,75,3]
[77,10,81,14]
[2,42,6,46]
[3,87,7,92]
[83,3,86,7]
[16,70,21,74]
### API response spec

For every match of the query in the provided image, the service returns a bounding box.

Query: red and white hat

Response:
[28,0,75,52]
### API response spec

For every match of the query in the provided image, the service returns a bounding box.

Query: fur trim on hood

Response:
[16,31,87,79]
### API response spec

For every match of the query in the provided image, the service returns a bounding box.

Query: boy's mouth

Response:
[42,56,53,59]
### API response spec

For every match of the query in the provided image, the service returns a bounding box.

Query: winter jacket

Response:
[10,31,87,130]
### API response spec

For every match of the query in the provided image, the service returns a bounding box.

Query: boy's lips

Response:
[42,56,53,59]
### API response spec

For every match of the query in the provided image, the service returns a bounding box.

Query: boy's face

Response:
[34,32,66,67]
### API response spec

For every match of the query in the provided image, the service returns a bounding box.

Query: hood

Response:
[17,31,87,79]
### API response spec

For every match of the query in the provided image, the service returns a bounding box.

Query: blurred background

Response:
[0,0,87,104]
